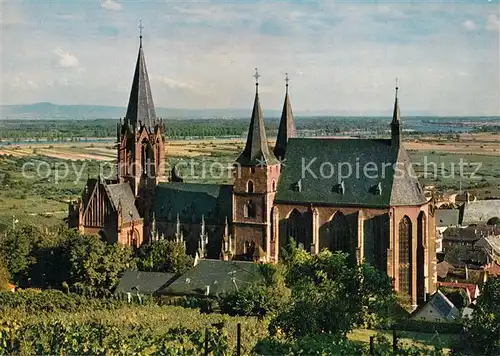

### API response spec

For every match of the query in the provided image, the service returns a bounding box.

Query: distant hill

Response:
[0,102,289,120]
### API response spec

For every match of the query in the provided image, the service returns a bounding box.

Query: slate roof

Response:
[443,226,500,242]
[158,259,262,297]
[124,42,156,132]
[154,182,232,223]
[115,270,176,295]
[427,290,460,321]
[273,88,296,160]
[106,183,141,223]
[475,235,500,256]
[236,88,278,166]
[436,210,460,227]
[274,138,427,208]
[460,200,500,225]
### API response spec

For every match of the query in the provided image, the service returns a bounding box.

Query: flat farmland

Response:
[1,133,499,229]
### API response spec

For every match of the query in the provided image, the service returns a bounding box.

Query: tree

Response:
[460,278,500,355]
[136,240,193,274]
[0,225,40,286]
[218,263,290,317]
[269,244,395,340]
[0,256,11,291]
[487,217,500,226]
[441,287,468,309]
[67,234,135,295]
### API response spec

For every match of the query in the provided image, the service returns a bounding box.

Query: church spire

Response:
[274,73,296,160]
[124,21,156,132]
[391,80,402,147]
[236,69,278,166]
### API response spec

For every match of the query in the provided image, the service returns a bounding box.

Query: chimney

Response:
[205,285,210,296]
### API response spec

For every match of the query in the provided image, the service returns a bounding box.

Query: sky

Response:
[1,0,499,115]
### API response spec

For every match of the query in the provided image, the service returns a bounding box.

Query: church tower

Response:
[232,69,280,261]
[391,84,401,148]
[117,23,165,242]
[273,73,296,160]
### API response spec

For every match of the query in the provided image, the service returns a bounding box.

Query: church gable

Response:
[82,178,117,228]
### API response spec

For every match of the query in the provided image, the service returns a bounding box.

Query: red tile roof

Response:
[437,281,479,300]
[485,262,500,277]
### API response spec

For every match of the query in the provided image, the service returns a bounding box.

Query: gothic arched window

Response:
[286,209,312,249]
[247,180,254,193]
[417,212,426,303]
[398,216,413,297]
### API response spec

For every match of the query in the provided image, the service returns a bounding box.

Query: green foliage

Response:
[218,263,290,318]
[254,332,444,356]
[0,290,265,355]
[440,287,468,309]
[270,244,396,340]
[459,278,500,355]
[393,319,463,334]
[0,320,230,355]
[0,225,40,285]
[68,233,135,295]
[0,257,10,291]
[136,240,193,274]
[0,289,145,314]
[0,226,134,294]
[487,216,500,226]
[254,334,365,355]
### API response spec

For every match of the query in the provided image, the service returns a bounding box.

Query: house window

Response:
[244,200,256,218]
[247,180,254,193]
[250,167,256,174]
[272,180,276,191]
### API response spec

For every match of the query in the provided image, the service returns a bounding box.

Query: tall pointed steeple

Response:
[236,69,278,166]
[124,21,157,132]
[391,81,402,147]
[274,73,296,160]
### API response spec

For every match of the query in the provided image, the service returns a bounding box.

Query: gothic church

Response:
[69,36,437,306]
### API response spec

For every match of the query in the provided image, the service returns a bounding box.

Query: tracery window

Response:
[398,216,412,296]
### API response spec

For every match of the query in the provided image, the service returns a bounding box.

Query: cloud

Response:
[1,1,498,115]
[158,76,198,90]
[100,0,122,11]
[53,48,80,68]
[462,20,477,31]
[13,74,38,89]
[486,13,500,32]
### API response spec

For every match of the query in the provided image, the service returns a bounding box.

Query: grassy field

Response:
[1,133,499,230]
[348,328,457,353]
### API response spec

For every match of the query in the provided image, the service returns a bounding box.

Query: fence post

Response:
[392,329,398,354]
[369,335,374,355]
[236,323,241,356]
[204,327,209,356]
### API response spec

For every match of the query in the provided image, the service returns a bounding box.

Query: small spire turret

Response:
[274,72,296,160]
